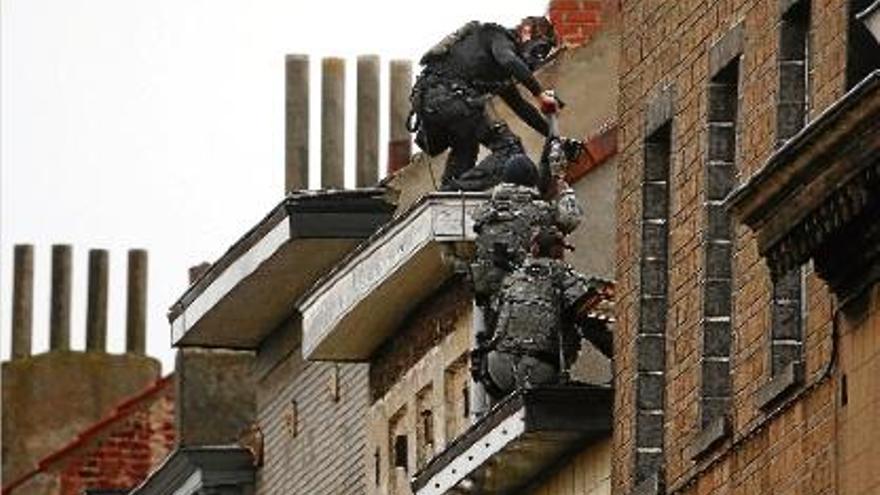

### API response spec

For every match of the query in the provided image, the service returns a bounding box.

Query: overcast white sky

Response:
[1,0,549,372]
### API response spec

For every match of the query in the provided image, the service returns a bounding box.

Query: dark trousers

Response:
[486,350,558,397]
[415,80,525,188]
[440,111,525,187]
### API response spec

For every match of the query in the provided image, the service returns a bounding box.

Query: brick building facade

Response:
[49,1,880,494]
[614,0,880,493]
[4,376,175,495]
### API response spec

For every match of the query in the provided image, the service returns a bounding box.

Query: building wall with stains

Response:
[365,282,473,495]
[614,0,879,493]
[254,319,370,494]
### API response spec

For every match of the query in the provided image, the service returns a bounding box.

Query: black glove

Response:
[560,137,584,162]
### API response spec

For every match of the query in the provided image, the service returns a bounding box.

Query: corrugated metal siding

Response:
[256,347,369,494]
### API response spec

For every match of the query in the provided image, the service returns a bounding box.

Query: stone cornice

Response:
[728,71,880,294]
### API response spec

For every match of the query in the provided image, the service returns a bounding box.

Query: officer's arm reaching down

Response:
[490,36,543,95]
[490,34,558,136]
[497,85,550,136]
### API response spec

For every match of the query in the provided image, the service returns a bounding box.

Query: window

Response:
[444,354,470,441]
[777,0,810,145]
[284,400,298,439]
[416,385,435,469]
[847,0,880,89]
[394,435,408,470]
[755,0,812,409]
[327,364,341,402]
[634,84,674,486]
[374,448,381,487]
[388,406,409,495]
[700,57,740,433]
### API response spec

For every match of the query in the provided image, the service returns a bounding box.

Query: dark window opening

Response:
[374,448,381,486]
[701,58,739,429]
[285,400,299,439]
[778,0,810,143]
[635,120,672,485]
[416,384,435,470]
[462,385,470,418]
[422,410,434,441]
[847,0,880,88]
[772,0,809,377]
[394,434,408,470]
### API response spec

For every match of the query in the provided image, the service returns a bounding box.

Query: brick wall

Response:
[6,376,175,495]
[58,384,175,494]
[548,0,619,46]
[615,0,851,493]
[836,284,880,495]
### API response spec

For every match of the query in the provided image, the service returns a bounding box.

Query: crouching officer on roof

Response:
[478,227,613,400]
[408,16,560,189]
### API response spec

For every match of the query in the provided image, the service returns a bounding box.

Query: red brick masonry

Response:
[3,375,175,495]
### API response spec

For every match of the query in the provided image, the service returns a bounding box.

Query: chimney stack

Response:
[85,249,109,352]
[321,57,346,189]
[126,249,148,355]
[356,55,380,188]
[49,244,72,351]
[11,244,34,359]
[388,60,413,175]
[285,54,310,192]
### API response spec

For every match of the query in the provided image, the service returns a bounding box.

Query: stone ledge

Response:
[687,415,729,461]
[411,385,612,495]
[756,360,804,410]
[300,193,488,361]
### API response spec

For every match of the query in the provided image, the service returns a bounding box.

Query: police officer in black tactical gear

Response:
[408,16,561,189]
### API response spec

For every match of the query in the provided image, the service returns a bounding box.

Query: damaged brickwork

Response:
[5,376,175,495]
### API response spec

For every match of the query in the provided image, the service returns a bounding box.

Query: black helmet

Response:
[501,154,539,187]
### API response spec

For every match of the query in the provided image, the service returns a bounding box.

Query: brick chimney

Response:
[548,0,613,47]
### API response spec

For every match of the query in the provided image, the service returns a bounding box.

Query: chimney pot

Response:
[85,249,109,352]
[388,60,413,175]
[126,249,148,355]
[286,54,310,192]
[321,57,346,189]
[356,55,380,188]
[11,244,34,359]
[49,244,72,351]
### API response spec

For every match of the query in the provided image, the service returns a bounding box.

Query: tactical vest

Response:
[473,184,554,266]
[493,258,564,357]
[417,21,517,94]
[420,21,482,66]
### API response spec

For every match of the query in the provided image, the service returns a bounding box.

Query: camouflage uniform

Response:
[484,256,608,396]
[468,183,585,397]
[470,182,582,305]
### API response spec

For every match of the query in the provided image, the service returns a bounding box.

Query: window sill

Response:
[755,361,805,411]
[687,415,729,461]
